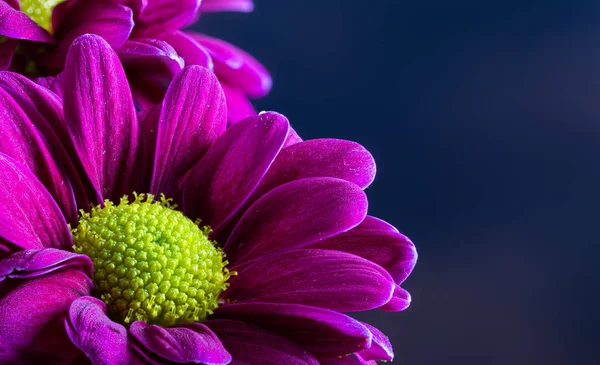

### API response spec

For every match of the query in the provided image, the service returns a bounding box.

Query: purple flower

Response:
[0,35,417,364]
[0,0,269,123]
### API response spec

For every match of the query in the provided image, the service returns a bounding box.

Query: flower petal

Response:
[183,112,287,231]
[205,319,319,365]
[0,0,53,42]
[214,302,372,355]
[190,32,272,98]
[224,177,367,266]
[221,82,256,124]
[358,215,399,233]
[134,0,200,37]
[0,269,92,363]
[150,65,226,198]
[379,285,412,312]
[129,321,230,364]
[355,323,394,362]
[118,38,184,76]
[199,0,254,13]
[65,296,133,365]
[159,30,213,70]
[0,153,72,252]
[226,249,394,312]
[63,34,140,201]
[0,248,92,282]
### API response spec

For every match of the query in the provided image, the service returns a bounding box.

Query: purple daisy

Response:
[0,34,416,364]
[0,0,269,123]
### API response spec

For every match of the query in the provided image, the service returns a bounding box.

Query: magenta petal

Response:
[221,82,256,124]
[190,32,272,98]
[358,215,400,233]
[214,302,372,355]
[150,65,226,197]
[118,38,184,76]
[199,0,254,12]
[160,31,213,70]
[319,356,365,365]
[205,319,319,365]
[183,112,287,230]
[129,321,231,364]
[226,249,394,312]
[65,296,133,365]
[0,0,53,42]
[224,177,368,266]
[134,0,200,37]
[380,285,412,312]
[0,270,91,363]
[0,153,71,252]
[0,248,92,282]
[355,323,394,362]
[63,35,140,201]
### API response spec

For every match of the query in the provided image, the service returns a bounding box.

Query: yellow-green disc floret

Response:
[20,0,66,33]
[72,194,230,327]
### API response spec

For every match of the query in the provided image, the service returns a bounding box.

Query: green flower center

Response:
[72,194,231,327]
[20,0,66,33]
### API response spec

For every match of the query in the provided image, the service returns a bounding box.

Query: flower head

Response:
[0,35,416,364]
[0,0,268,123]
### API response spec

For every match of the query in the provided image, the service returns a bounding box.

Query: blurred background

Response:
[195,1,599,364]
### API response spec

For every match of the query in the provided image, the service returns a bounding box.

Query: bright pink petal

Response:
[129,321,231,364]
[183,112,287,231]
[63,35,140,201]
[355,323,394,362]
[379,285,412,312]
[199,0,254,13]
[224,177,368,266]
[150,65,226,198]
[359,215,400,233]
[0,153,71,252]
[221,82,256,124]
[205,319,319,365]
[159,30,213,70]
[0,248,92,282]
[134,0,200,37]
[214,302,372,355]
[0,270,92,363]
[0,0,53,42]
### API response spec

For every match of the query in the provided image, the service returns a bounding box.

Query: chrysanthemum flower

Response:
[0,34,416,364]
[0,0,269,123]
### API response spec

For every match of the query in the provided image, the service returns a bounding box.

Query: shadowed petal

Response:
[183,112,287,230]
[200,0,254,12]
[0,153,71,252]
[0,37,16,70]
[214,302,372,355]
[205,319,319,365]
[134,0,200,37]
[150,66,226,198]
[226,249,394,312]
[118,38,184,76]
[379,285,411,312]
[65,296,133,365]
[159,31,213,70]
[129,321,230,364]
[63,35,140,201]
[0,0,53,42]
[355,323,394,362]
[224,177,368,266]
[221,82,256,124]
[0,270,92,363]
[0,248,92,282]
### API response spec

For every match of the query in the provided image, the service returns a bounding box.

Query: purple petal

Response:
[380,285,412,312]
[214,302,372,355]
[222,82,256,124]
[284,125,303,147]
[34,73,64,97]
[118,38,184,76]
[0,269,92,363]
[138,104,161,191]
[199,0,254,12]
[159,30,214,69]
[190,32,272,98]
[226,249,394,312]
[0,0,53,42]
[311,219,417,284]
[0,37,16,70]
[65,296,133,365]
[319,356,364,365]
[63,35,140,201]
[224,177,368,266]
[205,319,319,365]
[134,0,200,37]
[359,215,400,233]
[150,65,226,198]
[44,0,134,70]
[0,153,72,252]
[355,322,394,362]
[0,248,92,282]
[129,321,231,364]
[182,112,287,231]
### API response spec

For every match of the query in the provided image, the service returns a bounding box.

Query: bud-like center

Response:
[20,0,66,33]
[72,194,230,327]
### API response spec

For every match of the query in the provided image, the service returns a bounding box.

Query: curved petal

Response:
[224,177,368,266]
[355,323,394,362]
[134,0,200,37]
[118,38,184,76]
[63,34,140,201]
[129,321,230,364]
[199,0,254,13]
[221,82,256,124]
[65,296,134,365]
[0,0,53,42]
[0,248,92,282]
[214,302,372,355]
[225,249,394,312]
[0,269,92,363]
[190,32,272,98]
[159,30,213,70]
[205,319,319,365]
[182,112,287,231]
[379,285,412,312]
[358,215,399,233]
[150,65,226,198]
[0,153,71,252]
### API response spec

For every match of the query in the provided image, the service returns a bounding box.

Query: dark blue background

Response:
[195,1,599,364]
